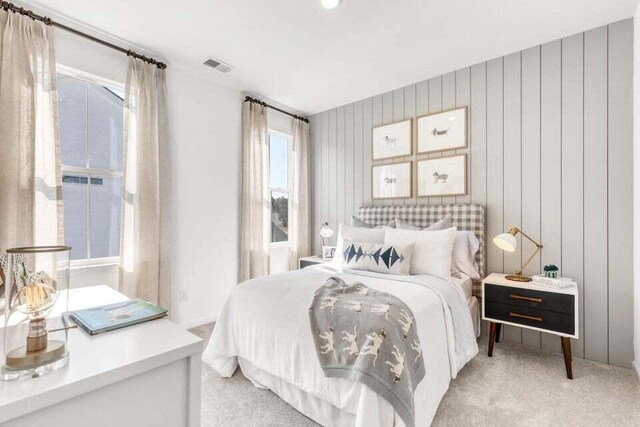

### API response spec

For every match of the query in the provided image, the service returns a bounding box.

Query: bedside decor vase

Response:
[544,264,559,278]
[1,246,72,381]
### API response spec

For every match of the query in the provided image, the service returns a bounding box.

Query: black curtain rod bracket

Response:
[1,1,167,69]
[245,96,308,123]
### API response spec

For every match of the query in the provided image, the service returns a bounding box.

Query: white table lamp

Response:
[320,222,334,247]
[493,227,543,282]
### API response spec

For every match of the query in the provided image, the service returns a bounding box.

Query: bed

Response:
[204,204,485,426]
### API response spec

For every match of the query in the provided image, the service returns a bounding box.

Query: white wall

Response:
[53,17,242,328]
[634,4,640,380]
[168,69,242,327]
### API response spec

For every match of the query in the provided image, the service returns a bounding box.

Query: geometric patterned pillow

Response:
[341,239,414,275]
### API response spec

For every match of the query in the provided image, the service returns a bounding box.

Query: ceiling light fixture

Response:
[321,0,342,9]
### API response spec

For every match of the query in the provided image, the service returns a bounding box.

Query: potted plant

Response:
[544,264,559,278]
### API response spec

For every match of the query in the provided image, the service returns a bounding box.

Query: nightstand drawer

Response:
[300,259,319,268]
[484,283,574,314]
[485,301,575,335]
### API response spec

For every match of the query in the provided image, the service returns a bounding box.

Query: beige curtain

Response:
[0,10,62,254]
[288,119,310,269]
[240,101,270,281]
[119,57,170,309]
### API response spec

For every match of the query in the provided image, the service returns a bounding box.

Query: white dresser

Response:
[0,286,203,427]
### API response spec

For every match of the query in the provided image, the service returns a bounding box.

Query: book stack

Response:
[531,274,575,289]
[70,299,168,335]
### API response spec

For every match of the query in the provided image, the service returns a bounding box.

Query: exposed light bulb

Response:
[321,0,342,9]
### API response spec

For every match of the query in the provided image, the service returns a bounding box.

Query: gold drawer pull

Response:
[510,312,543,322]
[509,294,543,303]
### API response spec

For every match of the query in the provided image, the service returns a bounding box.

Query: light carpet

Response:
[190,324,640,426]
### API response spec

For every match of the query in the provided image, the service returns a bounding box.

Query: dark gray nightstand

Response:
[482,273,579,379]
[298,256,332,269]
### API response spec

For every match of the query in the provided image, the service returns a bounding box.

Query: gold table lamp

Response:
[493,227,543,282]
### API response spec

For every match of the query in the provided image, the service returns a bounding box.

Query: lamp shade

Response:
[493,232,517,252]
[320,223,334,239]
[321,0,342,9]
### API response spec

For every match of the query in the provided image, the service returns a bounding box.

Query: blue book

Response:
[70,299,168,335]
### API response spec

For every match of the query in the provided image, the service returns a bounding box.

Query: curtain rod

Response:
[244,96,308,123]
[1,1,167,69]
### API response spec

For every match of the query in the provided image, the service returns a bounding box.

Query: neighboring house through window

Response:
[269,131,291,245]
[58,68,124,263]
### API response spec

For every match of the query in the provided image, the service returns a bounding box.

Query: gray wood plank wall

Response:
[308,19,634,368]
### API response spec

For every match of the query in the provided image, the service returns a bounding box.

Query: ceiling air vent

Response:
[204,58,232,73]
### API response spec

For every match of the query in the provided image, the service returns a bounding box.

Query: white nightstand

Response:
[298,255,332,269]
[482,273,579,379]
[0,285,202,425]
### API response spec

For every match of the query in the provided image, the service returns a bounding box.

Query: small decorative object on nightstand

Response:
[1,246,74,381]
[320,222,335,259]
[322,246,336,259]
[544,264,559,278]
[298,256,332,269]
[482,273,578,379]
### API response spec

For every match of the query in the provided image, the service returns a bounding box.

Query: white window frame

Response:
[268,130,292,249]
[58,65,124,267]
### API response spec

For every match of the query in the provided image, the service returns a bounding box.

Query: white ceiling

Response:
[28,0,638,115]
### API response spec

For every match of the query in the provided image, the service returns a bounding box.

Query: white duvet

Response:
[203,265,478,426]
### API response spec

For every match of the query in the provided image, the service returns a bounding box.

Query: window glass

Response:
[59,72,124,261]
[89,176,122,258]
[269,133,289,190]
[271,191,288,243]
[62,174,88,260]
[58,75,87,168]
[88,84,124,170]
[269,132,291,244]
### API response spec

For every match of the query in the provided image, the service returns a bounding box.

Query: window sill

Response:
[71,257,119,270]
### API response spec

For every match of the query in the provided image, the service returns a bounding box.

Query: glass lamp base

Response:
[1,350,69,381]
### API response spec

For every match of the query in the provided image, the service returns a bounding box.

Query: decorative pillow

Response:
[395,215,453,231]
[350,216,395,229]
[451,231,481,280]
[384,227,457,278]
[341,239,414,275]
[332,225,386,266]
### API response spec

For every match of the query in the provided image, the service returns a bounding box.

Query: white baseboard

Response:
[633,360,640,383]
[179,313,218,330]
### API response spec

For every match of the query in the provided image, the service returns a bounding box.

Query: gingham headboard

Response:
[358,204,486,294]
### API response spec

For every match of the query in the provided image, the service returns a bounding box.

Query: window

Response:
[269,131,291,244]
[58,70,124,262]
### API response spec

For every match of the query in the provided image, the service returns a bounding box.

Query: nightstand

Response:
[482,273,579,379]
[298,255,332,269]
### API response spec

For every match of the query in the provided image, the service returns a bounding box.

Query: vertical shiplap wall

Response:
[309,19,634,368]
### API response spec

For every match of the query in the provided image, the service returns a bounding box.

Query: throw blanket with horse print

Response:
[309,277,426,427]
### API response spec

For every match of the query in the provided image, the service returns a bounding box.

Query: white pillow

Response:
[394,218,421,230]
[395,215,453,231]
[451,231,481,280]
[384,227,457,278]
[333,225,386,266]
[341,239,414,275]
[350,216,396,229]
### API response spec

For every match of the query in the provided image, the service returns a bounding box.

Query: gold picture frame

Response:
[371,161,413,200]
[417,154,467,198]
[417,106,468,154]
[371,119,413,161]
